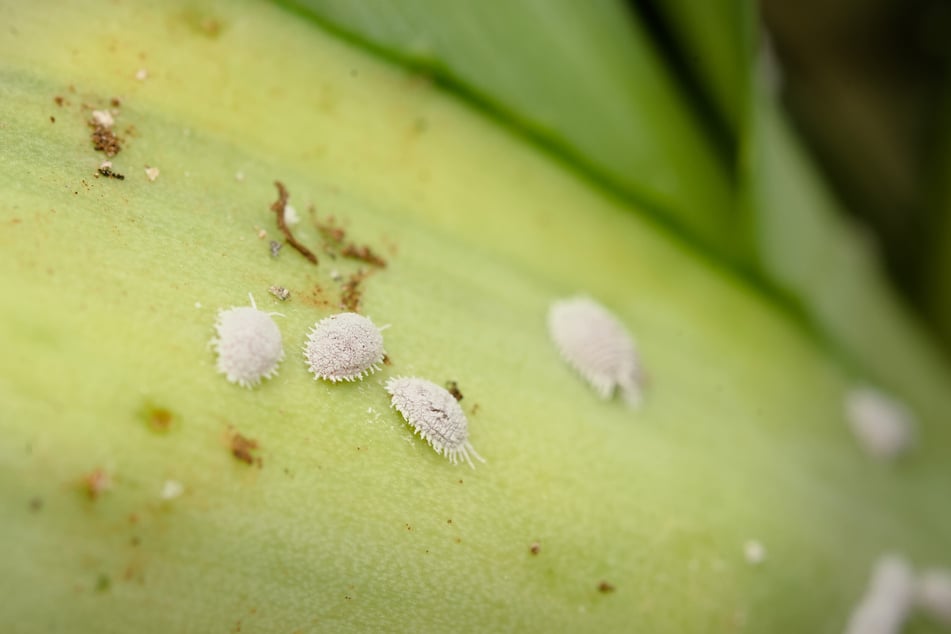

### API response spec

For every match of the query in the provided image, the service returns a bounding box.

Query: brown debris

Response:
[340,243,386,268]
[231,432,261,467]
[143,404,174,432]
[270,181,317,265]
[446,381,463,402]
[97,162,125,180]
[340,270,368,312]
[49,116,55,123]
[267,285,290,301]
[54,96,64,106]
[530,542,541,555]
[382,354,392,366]
[314,212,346,247]
[597,581,615,594]
[88,108,122,157]
[81,468,112,499]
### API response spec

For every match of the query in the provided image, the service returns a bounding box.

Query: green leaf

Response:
[649,0,750,134]
[1,1,949,633]
[278,0,740,259]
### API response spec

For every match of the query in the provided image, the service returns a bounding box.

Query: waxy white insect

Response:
[915,568,951,626]
[845,555,916,634]
[303,312,386,382]
[844,386,916,461]
[385,376,485,468]
[548,296,644,407]
[211,293,284,388]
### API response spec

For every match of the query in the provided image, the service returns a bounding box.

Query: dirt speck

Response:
[28,497,43,512]
[340,270,368,312]
[49,115,55,123]
[597,581,615,594]
[267,285,290,301]
[81,468,112,499]
[89,114,122,157]
[54,96,65,106]
[141,403,174,433]
[340,243,386,268]
[530,542,541,555]
[446,381,463,402]
[97,161,125,180]
[230,431,261,467]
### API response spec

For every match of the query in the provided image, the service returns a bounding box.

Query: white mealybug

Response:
[303,312,386,382]
[548,296,644,407]
[211,293,284,388]
[844,554,916,634]
[915,568,951,626]
[844,386,916,461]
[385,377,485,468]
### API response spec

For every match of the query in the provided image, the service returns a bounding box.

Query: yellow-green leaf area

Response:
[0,1,949,633]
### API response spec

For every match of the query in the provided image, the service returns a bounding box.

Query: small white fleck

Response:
[548,296,644,408]
[267,285,290,302]
[385,376,485,469]
[256,228,267,239]
[144,166,160,182]
[91,109,114,128]
[160,479,184,500]
[915,568,951,626]
[235,170,245,182]
[303,312,385,382]
[135,68,148,81]
[845,386,916,460]
[744,540,766,565]
[211,293,284,388]
[194,302,202,309]
[845,554,915,634]
[98,160,113,171]
[284,204,300,226]
[330,269,342,282]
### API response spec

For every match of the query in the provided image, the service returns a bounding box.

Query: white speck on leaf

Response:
[160,480,184,500]
[303,312,385,382]
[144,166,160,182]
[845,554,915,634]
[211,293,284,388]
[385,376,485,469]
[844,386,915,460]
[744,540,766,565]
[548,296,644,408]
[284,204,300,226]
[135,68,148,81]
[916,568,951,626]
[91,109,114,128]
[235,170,245,182]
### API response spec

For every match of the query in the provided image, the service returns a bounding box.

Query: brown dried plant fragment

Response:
[231,432,262,467]
[340,243,387,268]
[270,181,317,265]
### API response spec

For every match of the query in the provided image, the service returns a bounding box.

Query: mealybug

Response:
[211,293,284,388]
[548,296,644,408]
[385,376,485,468]
[844,386,915,461]
[845,555,915,634]
[303,312,386,382]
